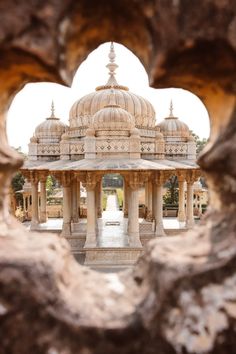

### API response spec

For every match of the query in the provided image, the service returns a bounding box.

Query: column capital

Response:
[186,169,201,184]
[61,172,72,187]
[38,170,48,183]
[84,172,97,191]
[176,170,186,182]
[30,171,38,184]
[128,171,149,190]
[153,171,170,186]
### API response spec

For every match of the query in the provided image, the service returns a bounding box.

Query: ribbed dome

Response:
[69,43,155,133]
[158,101,190,138]
[35,102,68,143]
[92,92,135,135]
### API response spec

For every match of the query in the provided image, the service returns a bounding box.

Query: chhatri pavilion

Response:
[21,43,200,265]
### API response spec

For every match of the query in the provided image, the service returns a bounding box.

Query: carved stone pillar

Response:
[128,173,142,247]
[61,173,72,237]
[30,174,39,230]
[123,180,128,218]
[186,178,194,228]
[84,173,97,248]
[145,181,148,215]
[178,174,186,223]
[127,184,131,233]
[71,177,79,223]
[77,179,81,218]
[39,177,47,223]
[96,179,102,218]
[152,180,157,229]
[99,180,103,217]
[153,172,165,237]
[23,196,26,212]
[146,180,153,221]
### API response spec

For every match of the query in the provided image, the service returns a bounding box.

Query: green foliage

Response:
[11,172,24,207]
[46,175,57,196]
[191,132,208,155]
[163,175,179,205]
[11,172,25,192]
[163,188,179,205]
[116,188,123,208]
[102,193,108,210]
[103,174,123,188]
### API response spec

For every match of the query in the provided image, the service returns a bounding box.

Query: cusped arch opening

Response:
[7,41,210,271]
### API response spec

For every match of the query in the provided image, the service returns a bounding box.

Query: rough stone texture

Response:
[0,0,236,353]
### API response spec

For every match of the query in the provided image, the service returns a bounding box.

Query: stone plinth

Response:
[84,247,143,267]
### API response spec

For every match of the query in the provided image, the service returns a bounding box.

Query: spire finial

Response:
[105,42,119,87]
[169,99,174,117]
[96,41,129,91]
[51,100,55,117]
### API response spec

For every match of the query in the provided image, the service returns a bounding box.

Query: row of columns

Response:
[30,178,48,229]
[61,174,81,236]
[28,170,196,247]
[144,173,196,229]
[82,172,143,248]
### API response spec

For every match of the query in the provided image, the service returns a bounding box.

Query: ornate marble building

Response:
[22,43,200,262]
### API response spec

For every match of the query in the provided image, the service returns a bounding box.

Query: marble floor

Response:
[23,195,189,247]
[24,215,186,231]
[98,195,129,247]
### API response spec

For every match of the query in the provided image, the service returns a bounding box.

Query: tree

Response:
[11,147,26,207]
[12,172,25,192]
[46,175,57,197]
[191,132,208,155]
[163,176,178,205]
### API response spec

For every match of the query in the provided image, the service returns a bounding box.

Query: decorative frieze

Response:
[96,139,129,152]
[165,143,187,155]
[70,143,84,154]
[84,248,143,265]
[37,144,60,155]
[141,142,155,153]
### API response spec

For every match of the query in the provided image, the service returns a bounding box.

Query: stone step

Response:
[83,247,143,266]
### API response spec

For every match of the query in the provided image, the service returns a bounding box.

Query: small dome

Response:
[61,132,70,141]
[35,102,68,143]
[188,135,195,142]
[30,135,38,143]
[158,100,190,138]
[86,127,95,137]
[92,91,135,135]
[155,130,164,140]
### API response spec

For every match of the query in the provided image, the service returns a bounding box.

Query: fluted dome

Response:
[92,91,135,136]
[35,102,68,143]
[158,101,190,138]
[69,43,155,133]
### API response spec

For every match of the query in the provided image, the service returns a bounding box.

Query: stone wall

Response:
[0,1,236,353]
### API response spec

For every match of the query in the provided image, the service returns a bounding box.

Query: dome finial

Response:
[47,100,59,120]
[105,42,119,87]
[51,100,55,118]
[169,99,174,117]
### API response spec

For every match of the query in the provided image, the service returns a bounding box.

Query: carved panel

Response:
[37,144,60,155]
[165,144,187,155]
[141,142,155,153]
[96,139,129,152]
[84,249,143,265]
[70,143,84,154]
